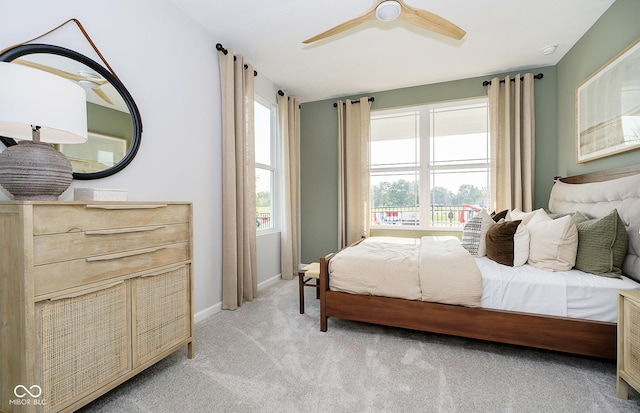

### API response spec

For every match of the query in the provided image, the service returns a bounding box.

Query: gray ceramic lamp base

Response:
[0,140,73,200]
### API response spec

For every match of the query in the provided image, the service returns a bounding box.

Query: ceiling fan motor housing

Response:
[376,1,402,21]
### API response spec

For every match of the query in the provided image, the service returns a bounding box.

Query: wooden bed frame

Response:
[319,164,640,360]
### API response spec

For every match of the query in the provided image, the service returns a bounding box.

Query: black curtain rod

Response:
[482,73,543,87]
[333,97,375,107]
[216,43,256,76]
[277,89,289,100]
[243,64,257,77]
[277,90,301,108]
[215,43,227,55]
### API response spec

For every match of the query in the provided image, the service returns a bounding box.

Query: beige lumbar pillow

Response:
[526,209,578,271]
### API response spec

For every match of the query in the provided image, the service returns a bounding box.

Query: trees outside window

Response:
[370,98,490,229]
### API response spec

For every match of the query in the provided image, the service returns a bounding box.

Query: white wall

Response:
[0,0,255,321]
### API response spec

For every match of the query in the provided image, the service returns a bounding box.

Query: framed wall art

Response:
[576,37,640,163]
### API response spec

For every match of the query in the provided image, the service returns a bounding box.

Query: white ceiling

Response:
[168,0,616,103]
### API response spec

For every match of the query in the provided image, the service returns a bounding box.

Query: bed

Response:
[318,164,640,360]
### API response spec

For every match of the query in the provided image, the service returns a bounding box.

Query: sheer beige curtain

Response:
[218,47,257,310]
[278,91,300,280]
[488,73,535,212]
[337,97,372,248]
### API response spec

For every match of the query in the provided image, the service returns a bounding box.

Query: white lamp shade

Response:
[0,61,87,144]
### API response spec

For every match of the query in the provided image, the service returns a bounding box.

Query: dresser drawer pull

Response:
[86,246,166,262]
[85,204,168,210]
[85,225,166,235]
[49,281,124,301]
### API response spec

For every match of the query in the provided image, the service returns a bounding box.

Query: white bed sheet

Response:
[476,256,640,322]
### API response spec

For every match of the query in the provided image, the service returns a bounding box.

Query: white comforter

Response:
[419,236,482,307]
[328,237,422,300]
[329,236,482,307]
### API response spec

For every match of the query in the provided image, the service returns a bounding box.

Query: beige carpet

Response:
[79,279,640,412]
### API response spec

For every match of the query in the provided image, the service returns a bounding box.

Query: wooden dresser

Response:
[617,289,640,399]
[0,201,194,413]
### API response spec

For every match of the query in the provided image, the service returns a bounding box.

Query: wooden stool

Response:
[298,262,320,314]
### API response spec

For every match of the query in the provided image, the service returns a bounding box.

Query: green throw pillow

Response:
[570,212,589,224]
[574,209,628,278]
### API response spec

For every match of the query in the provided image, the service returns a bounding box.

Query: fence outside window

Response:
[256,212,272,229]
[371,204,482,228]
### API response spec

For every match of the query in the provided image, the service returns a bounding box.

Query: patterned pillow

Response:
[461,209,495,257]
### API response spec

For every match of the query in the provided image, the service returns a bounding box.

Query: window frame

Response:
[254,96,279,234]
[369,97,490,231]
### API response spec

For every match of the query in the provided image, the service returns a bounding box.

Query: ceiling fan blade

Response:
[92,88,114,105]
[14,58,86,82]
[303,2,382,44]
[13,59,109,86]
[398,1,466,40]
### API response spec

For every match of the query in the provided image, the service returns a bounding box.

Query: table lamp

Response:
[0,61,87,200]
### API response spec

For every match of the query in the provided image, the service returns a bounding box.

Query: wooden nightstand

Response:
[617,289,640,399]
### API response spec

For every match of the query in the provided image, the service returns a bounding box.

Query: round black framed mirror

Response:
[0,44,142,180]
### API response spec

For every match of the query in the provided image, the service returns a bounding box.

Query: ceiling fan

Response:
[303,0,465,44]
[13,58,113,105]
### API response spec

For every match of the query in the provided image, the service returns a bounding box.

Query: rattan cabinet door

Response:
[131,265,192,367]
[36,282,130,412]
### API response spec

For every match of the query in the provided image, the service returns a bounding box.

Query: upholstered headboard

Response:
[548,168,640,282]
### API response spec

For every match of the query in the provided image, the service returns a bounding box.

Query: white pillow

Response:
[510,207,544,225]
[461,209,495,257]
[513,223,530,266]
[526,210,578,271]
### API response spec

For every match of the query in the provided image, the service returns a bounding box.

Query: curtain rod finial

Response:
[215,43,228,55]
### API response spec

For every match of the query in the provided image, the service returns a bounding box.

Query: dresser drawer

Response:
[34,242,190,297]
[32,203,190,235]
[34,223,190,265]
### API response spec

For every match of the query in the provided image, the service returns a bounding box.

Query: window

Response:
[370,98,490,229]
[254,98,277,231]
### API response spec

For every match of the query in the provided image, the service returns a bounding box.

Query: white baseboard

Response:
[194,273,284,324]
[195,303,221,323]
[258,273,282,291]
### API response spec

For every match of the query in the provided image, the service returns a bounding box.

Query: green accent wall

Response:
[556,0,640,177]
[88,102,134,143]
[299,0,640,263]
